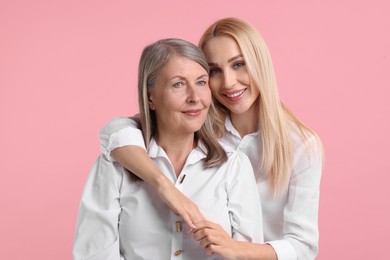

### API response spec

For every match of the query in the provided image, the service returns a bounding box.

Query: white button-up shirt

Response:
[97,116,322,260]
[221,116,322,260]
[73,138,263,260]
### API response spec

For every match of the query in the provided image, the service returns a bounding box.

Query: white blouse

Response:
[97,116,322,260]
[73,137,263,260]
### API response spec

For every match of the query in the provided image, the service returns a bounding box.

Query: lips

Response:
[224,89,246,101]
[183,109,202,116]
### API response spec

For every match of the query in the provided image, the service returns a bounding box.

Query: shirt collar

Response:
[224,115,260,138]
[148,137,207,166]
[224,115,241,138]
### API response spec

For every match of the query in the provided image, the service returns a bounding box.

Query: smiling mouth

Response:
[183,109,202,116]
[225,89,246,98]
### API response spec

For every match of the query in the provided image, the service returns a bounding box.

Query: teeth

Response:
[226,89,245,98]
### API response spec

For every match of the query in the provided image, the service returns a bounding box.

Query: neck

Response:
[155,131,195,177]
[230,101,259,137]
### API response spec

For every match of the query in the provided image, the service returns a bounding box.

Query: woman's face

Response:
[149,56,211,138]
[202,36,260,117]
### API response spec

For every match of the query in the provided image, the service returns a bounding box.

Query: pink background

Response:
[1,0,389,259]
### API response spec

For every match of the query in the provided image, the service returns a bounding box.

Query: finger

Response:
[180,213,196,230]
[190,208,205,224]
[199,235,214,248]
[187,208,205,232]
[184,208,206,231]
[192,220,217,232]
[207,244,226,257]
[193,228,208,241]
[204,244,217,256]
[199,230,225,248]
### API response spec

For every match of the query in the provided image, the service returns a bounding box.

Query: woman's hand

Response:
[192,220,241,259]
[156,178,205,230]
[111,145,205,230]
[192,221,277,260]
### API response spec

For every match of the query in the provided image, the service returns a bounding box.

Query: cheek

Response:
[201,89,212,107]
[209,78,221,95]
[155,98,179,114]
[238,69,251,84]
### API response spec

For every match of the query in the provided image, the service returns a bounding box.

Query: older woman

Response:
[73,38,263,260]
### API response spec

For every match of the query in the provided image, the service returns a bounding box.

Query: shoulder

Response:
[99,115,140,135]
[291,127,322,157]
[86,154,125,192]
[223,150,254,176]
[289,128,323,178]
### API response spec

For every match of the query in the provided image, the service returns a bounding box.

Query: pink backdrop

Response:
[1,0,389,259]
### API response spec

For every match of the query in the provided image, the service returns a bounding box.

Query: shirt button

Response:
[174,249,183,256]
[175,221,182,232]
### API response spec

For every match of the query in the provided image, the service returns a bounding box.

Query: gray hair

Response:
[137,38,227,167]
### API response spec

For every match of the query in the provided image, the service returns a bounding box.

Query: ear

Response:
[148,94,155,110]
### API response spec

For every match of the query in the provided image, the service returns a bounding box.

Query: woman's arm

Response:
[193,222,277,260]
[192,152,277,260]
[226,152,263,243]
[99,116,205,229]
[269,134,322,260]
[73,155,123,260]
[112,145,204,228]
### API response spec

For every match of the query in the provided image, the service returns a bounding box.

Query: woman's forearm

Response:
[111,145,205,228]
[193,221,277,260]
[111,145,169,188]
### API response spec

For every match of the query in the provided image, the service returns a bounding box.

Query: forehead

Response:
[202,36,242,61]
[159,55,207,80]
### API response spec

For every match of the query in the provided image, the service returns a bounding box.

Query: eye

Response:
[173,82,184,88]
[233,61,245,69]
[197,80,208,86]
[209,67,221,76]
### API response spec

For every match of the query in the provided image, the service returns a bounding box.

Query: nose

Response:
[186,84,200,103]
[223,70,236,89]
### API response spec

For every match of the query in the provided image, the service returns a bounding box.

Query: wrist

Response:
[235,241,252,260]
[152,173,172,191]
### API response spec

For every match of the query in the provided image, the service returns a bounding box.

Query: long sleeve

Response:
[98,116,145,161]
[227,152,264,244]
[73,155,124,260]
[267,135,322,260]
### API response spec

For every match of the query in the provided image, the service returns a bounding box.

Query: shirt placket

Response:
[237,135,250,151]
[170,173,186,259]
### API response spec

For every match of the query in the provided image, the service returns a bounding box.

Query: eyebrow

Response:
[208,54,244,66]
[197,74,209,79]
[228,54,243,63]
[168,74,208,81]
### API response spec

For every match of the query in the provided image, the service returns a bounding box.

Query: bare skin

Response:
[110,35,282,259]
[112,146,204,230]
[192,221,277,260]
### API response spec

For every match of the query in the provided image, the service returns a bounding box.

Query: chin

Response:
[185,124,203,134]
[228,101,255,114]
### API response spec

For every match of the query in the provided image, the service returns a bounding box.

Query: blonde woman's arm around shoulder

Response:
[99,116,205,229]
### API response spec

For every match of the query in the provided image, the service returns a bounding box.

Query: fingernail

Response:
[187,226,195,233]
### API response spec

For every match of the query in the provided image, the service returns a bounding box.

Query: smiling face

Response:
[148,55,211,139]
[202,36,260,119]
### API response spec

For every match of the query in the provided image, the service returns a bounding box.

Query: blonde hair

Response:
[199,18,321,196]
[138,38,227,168]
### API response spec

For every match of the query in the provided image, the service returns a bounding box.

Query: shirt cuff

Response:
[266,239,297,260]
[100,127,146,162]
